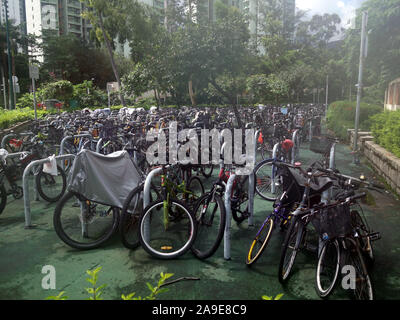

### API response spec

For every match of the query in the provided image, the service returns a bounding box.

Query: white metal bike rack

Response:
[224,173,236,260]
[22,154,75,228]
[291,129,300,164]
[271,142,280,194]
[59,133,93,155]
[142,166,162,242]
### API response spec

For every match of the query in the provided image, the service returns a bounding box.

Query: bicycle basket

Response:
[312,203,352,240]
[309,136,333,154]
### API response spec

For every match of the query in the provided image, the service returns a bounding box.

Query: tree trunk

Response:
[97,12,126,107]
[188,78,196,107]
[209,78,243,128]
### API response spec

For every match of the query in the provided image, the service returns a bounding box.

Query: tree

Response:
[81,0,130,106]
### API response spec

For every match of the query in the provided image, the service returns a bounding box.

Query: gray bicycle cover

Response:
[67,149,141,208]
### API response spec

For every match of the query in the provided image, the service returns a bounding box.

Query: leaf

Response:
[274,293,284,300]
[121,293,136,300]
[262,295,272,300]
[86,288,94,294]
[146,282,155,293]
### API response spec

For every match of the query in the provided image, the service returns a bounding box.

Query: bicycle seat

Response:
[289,168,333,193]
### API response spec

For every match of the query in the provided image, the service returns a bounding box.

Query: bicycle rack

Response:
[224,173,236,260]
[291,129,299,164]
[22,154,75,229]
[59,133,93,155]
[96,138,103,153]
[309,120,313,142]
[59,133,92,169]
[247,130,260,227]
[142,166,162,242]
[271,143,280,194]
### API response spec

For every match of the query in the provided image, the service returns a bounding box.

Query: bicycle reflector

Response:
[161,246,173,251]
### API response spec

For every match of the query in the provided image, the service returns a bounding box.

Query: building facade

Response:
[1,0,27,35]
[385,78,400,111]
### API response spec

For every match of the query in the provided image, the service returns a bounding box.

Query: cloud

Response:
[296,0,365,27]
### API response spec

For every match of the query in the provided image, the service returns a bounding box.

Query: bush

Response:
[0,107,50,130]
[326,100,383,140]
[370,110,400,158]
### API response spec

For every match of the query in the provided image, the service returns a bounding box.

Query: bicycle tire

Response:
[278,215,303,283]
[201,164,214,178]
[254,159,283,201]
[246,217,274,266]
[191,193,226,259]
[344,238,374,300]
[36,165,67,203]
[350,210,374,266]
[120,184,144,249]
[53,191,120,250]
[231,176,251,224]
[315,239,340,298]
[139,198,196,259]
[0,184,7,215]
[186,176,205,205]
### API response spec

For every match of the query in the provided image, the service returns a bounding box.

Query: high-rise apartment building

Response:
[25,0,91,40]
[1,0,27,35]
[25,0,92,60]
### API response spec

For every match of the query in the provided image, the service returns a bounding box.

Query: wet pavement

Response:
[0,142,399,300]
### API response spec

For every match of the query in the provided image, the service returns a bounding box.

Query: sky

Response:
[296,0,366,28]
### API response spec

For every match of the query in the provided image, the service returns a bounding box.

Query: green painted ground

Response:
[1,142,400,300]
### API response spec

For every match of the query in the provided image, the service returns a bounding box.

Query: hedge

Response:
[370,110,400,158]
[326,100,383,140]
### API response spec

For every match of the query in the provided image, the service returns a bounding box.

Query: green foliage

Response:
[370,110,400,158]
[0,108,49,130]
[45,266,175,300]
[121,272,174,300]
[45,291,68,300]
[86,266,107,300]
[326,100,383,140]
[262,293,284,300]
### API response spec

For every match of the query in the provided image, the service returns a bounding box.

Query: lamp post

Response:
[353,11,368,165]
[4,0,15,109]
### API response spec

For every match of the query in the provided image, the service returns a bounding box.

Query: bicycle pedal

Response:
[368,232,381,242]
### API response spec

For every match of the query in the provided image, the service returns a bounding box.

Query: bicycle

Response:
[137,164,197,259]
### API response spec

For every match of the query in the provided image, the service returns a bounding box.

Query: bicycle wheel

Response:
[315,239,340,298]
[139,198,196,259]
[344,238,374,300]
[246,217,274,266]
[36,165,67,203]
[53,191,120,250]
[201,164,214,178]
[120,185,144,249]
[191,193,226,259]
[186,176,205,205]
[278,216,304,283]
[350,210,374,265]
[0,184,7,215]
[254,160,283,201]
[231,176,250,224]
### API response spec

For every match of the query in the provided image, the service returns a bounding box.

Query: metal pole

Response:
[353,11,368,165]
[4,0,15,109]
[1,67,7,109]
[32,77,37,120]
[325,75,329,116]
